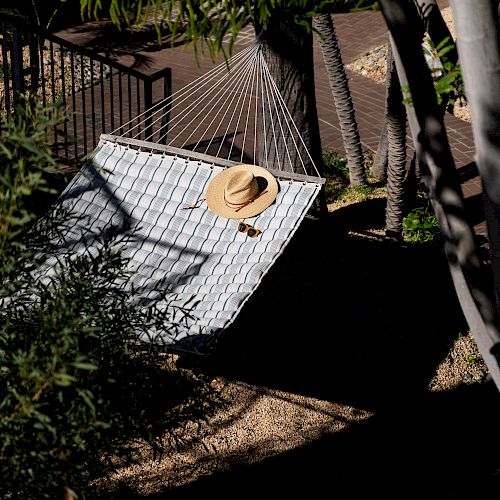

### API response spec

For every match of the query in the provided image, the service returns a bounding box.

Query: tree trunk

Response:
[261,17,323,178]
[379,0,500,390]
[389,0,457,205]
[414,0,458,62]
[450,0,500,312]
[372,116,388,180]
[384,0,458,233]
[313,13,367,187]
[384,38,407,240]
[261,16,327,217]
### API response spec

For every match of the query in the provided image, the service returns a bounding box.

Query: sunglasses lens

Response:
[238,223,247,232]
[247,228,257,237]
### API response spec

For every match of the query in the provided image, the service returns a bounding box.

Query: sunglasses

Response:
[238,222,262,238]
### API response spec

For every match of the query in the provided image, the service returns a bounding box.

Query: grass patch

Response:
[322,148,385,205]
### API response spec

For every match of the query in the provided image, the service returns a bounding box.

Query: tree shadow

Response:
[199,199,471,407]
[56,17,187,73]
[101,382,500,499]
[456,161,479,184]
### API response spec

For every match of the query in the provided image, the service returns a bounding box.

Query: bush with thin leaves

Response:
[0,94,63,263]
[0,95,226,499]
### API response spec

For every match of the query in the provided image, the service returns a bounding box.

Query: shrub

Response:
[0,95,225,499]
[402,205,441,244]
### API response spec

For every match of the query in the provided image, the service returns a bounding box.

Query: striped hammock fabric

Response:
[45,137,322,349]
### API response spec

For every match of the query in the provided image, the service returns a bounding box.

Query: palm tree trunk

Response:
[384,39,407,240]
[261,17,323,178]
[313,13,366,187]
[261,16,327,217]
[378,0,500,390]
[372,117,388,180]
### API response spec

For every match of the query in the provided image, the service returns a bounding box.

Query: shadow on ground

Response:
[101,197,500,499]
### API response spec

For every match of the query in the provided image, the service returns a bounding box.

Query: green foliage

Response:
[0,94,64,267]
[0,95,226,498]
[322,148,350,180]
[322,148,349,201]
[464,352,480,366]
[402,205,441,245]
[423,35,465,109]
[402,36,465,111]
[77,0,380,60]
[1,222,224,498]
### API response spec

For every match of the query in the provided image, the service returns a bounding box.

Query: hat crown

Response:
[224,171,259,204]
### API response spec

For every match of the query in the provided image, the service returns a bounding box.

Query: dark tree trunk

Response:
[413,0,458,118]
[314,13,367,187]
[450,0,500,314]
[414,0,458,63]
[261,17,323,178]
[379,0,500,390]
[384,39,408,240]
[261,16,327,216]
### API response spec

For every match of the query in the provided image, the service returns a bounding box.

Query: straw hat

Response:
[206,164,279,219]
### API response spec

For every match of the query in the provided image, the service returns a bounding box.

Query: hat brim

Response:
[206,164,279,219]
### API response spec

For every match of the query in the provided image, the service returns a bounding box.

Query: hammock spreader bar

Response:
[101,134,326,185]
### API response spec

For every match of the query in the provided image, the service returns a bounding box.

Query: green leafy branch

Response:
[401,36,464,111]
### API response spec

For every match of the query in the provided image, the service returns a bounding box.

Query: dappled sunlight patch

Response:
[428,332,489,392]
[95,379,373,495]
[327,184,386,212]
[346,228,385,242]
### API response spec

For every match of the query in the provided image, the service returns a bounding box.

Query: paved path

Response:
[56,1,486,239]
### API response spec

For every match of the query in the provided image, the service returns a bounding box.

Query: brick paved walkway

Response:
[56,0,485,238]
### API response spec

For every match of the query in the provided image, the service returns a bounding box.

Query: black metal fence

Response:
[0,17,172,164]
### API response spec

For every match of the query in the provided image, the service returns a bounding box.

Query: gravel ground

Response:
[92,205,491,498]
[0,42,109,110]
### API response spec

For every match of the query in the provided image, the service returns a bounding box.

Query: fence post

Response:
[144,77,153,141]
[28,32,39,91]
[158,68,172,145]
[11,24,25,99]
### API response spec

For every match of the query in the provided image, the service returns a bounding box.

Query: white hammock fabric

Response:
[43,40,325,349]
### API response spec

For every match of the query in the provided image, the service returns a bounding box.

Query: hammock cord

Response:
[110,40,321,178]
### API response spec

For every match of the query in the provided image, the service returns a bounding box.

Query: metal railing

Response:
[0,16,172,165]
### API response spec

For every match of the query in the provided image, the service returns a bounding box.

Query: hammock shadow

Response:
[187,197,477,409]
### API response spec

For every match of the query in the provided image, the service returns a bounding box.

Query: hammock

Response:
[43,40,325,351]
